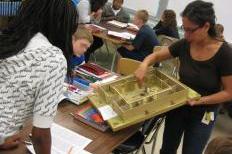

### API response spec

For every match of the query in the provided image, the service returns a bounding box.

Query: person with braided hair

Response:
[0,0,78,153]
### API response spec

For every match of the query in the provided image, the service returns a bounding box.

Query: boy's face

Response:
[112,0,123,10]
[133,15,141,26]
[72,38,91,56]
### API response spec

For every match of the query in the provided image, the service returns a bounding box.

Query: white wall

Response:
[108,0,160,16]
[167,0,232,42]
[110,0,231,42]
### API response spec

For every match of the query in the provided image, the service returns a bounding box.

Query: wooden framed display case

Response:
[89,69,200,131]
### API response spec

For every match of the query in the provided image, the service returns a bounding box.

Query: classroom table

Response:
[1,100,141,154]
[90,22,137,71]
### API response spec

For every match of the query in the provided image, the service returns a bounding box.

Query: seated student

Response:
[153,9,179,39]
[71,27,93,68]
[117,10,159,62]
[0,0,77,152]
[76,0,107,62]
[84,0,130,63]
[77,0,107,24]
[205,136,232,154]
[101,0,130,23]
[215,23,225,41]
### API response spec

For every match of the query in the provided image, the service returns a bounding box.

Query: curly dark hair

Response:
[162,9,177,29]
[0,0,78,77]
[181,0,217,37]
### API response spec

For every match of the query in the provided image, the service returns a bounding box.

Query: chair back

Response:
[158,35,178,46]
[156,36,180,79]
[116,58,141,76]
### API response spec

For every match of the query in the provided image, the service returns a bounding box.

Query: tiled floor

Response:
[91,42,232,154]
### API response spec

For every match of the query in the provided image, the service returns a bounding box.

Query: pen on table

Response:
[23,140,33,145]
[70,113,74,117]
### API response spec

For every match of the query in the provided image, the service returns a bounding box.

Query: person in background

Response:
[71,27,93,68]
[153,9,179,39]
[215,23,232,119]
[85,0,130,63]
[76,0,107,62]
[71,27,100,89]
[135,1,232,154]
[0,0,78,153]
[77,0,107,24]
[205,136,232,154]
[215,23,225,41]
[117,10,159,62]
[101,0,130,23]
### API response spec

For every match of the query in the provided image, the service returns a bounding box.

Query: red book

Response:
[71,102,109,132]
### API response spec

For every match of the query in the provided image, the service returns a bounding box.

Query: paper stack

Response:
[26,123,92,154]
[107,20,128,28]
[107,31,136,40]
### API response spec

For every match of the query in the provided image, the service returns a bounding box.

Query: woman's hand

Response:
[134,63,149,87]
[187,96,207,106]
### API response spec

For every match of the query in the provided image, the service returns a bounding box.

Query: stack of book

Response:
[0,1,21,16]
[63,83,92,105]
[63,63,119,105]
[71,102,109,132]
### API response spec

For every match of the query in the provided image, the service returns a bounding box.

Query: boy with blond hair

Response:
[72,27,93,67]
[117,10,159,61]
